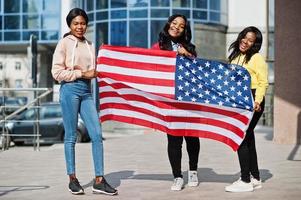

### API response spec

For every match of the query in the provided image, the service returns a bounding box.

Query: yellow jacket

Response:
[231,53,268,104]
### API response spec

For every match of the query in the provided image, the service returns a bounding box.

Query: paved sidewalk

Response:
[0,126,301,200]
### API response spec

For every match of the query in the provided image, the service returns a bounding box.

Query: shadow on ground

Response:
[0,185,49,197]
[82,168,273,188]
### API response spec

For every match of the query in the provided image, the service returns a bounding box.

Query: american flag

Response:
[97,45,254,151]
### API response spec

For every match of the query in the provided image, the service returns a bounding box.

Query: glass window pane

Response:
[210,0,220,10]
[42,15,59,29]
[111,10,126,19]
[111,0,127,8]
[42,31,58,40]
[172,9,190,18]
[43,0,60,12]
[22,31,39,40]
[96,22,108,49]
[151,9,170,18]
[87,13,94,21]
[130,9,147,18]
[23,0,41,13]
[111,21,126,46]
[96,11,108,20]
[96,0,108,10]
[151,0,170,7]
[151,20,165,45]
[128,0,148,7]
[172,0,190,8]
[130,20,147,48]
[23,14,39,29]
[4,31,20,41]
[4,15,20,29]
[85,25,94,41]
[4,0,20,13]
[193,10,207,20]
[193,0,207,9]
[86,0,93,11]
[0,17,2,30]
[210,12,220,22]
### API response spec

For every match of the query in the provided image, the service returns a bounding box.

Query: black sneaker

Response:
[92,178,118,195]
[68,178,84,195]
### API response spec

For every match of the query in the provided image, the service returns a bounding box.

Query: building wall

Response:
[0,54,31,90]
[274,0,301,144]
[227,0,269,58]
[194,23,227,61]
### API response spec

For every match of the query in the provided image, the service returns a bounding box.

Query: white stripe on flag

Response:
[97,64,175,80]
[98,49,176,65]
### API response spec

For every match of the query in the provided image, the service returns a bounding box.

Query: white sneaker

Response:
[188,171,198,187]
[225,179,254,192]
[171,177,184,191]
[251,177,262,189]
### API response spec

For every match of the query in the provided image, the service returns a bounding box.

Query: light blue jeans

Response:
[60,78,103,176]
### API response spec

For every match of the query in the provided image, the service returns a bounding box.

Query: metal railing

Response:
[0,88,53,151]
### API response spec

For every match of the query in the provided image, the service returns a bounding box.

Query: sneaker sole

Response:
[68,189,84,195]
[225,188,254,193]
[92,188,118,195]
[171,186,184,191]
[253,185,262,189]
[171,188,183,191]
[188,182,198,187]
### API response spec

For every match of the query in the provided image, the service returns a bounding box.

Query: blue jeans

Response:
[60,79,104,176]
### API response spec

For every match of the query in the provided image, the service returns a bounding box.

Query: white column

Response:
[60,0,77,38]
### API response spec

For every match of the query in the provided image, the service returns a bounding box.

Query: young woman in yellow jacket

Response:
[225,26,268,193]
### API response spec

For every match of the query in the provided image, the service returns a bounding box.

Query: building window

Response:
[15,62,21,70]
[96,22,108,49]
[151,0,170,7]
[129,20,148,48]
[4,0,20,13]
[111,0,127,8]
[4,15,20,29]
[23,0,41,13]
[0,62,3,70]
[111,21,127,46]
[15,79,22,88]
[173,0,190,8]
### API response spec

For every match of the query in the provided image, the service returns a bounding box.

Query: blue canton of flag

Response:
[175,56,254,111]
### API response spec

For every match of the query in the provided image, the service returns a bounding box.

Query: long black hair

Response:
[228,26,263,64]
[158,14,197,57]
[63,8,89,38]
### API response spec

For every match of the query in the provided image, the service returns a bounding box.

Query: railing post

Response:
[35,98,40,151]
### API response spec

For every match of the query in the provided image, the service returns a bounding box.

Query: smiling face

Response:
[168,17,186,39]
[70,15,87,39]
[239,32,256,53]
